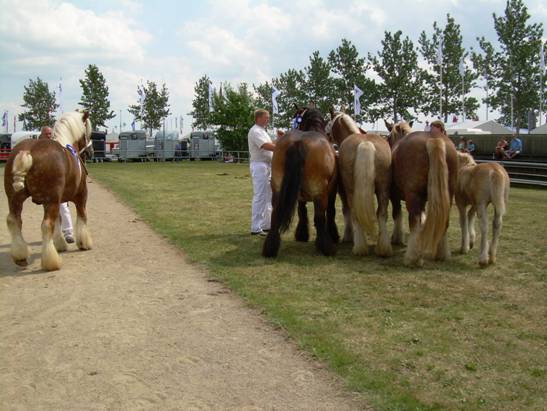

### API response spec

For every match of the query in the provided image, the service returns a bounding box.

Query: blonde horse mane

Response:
[457,152,477,169]
[53,110,92,150]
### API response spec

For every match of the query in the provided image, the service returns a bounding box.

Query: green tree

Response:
[253,81,274,115]
[78,64,115,130]
[471,38,497,120]
[209,83,255,151]
[302,51,336,116]
[369,30,424,121]
[271,69,307,128]
[419,14,479,122]
[472,0,544,131]
[128,81,170,136]
[190,75,212,130]
[328,38,377,122]
[18,77,58,130]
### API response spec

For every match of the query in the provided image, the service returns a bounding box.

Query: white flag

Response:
[57,77,63,115]
[541,43,545,72]
[459,57,465,77]
[208,82,214,113]
[272,86,281,114]
[436,37,443,65]
[354,84,364,116]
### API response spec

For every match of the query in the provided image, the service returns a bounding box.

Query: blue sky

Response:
[0,0,546,133]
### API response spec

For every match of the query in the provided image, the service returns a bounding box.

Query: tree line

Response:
[15,0,545,152]
[192,0,545,150]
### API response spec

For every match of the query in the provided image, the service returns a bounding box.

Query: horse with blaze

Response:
[4,110,94,271]
[385,120,458,266]
[262,107,339,257]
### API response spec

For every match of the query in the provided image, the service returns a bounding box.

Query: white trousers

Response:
[250,161,272,233]
[59,202,73,236]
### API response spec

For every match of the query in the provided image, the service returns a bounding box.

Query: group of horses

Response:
[262,107,510,268]
[2,108,509,271]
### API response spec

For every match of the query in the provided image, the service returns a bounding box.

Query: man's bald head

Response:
[40,126,53,139]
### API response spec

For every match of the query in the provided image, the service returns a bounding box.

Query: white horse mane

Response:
[53,110,92,150]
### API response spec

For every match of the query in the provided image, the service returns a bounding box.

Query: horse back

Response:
[6,139,85,204]
[392,132,457,198]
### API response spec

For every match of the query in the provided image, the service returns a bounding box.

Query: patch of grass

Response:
[90,162,547,411]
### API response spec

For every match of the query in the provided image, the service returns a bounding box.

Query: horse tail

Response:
[277,140,305,233]
[12,151,33,192]
[353,141,377,239]
[420,138,450,255]
[491,165,509,216]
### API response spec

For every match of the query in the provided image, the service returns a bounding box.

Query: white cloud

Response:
[0,0,151,67]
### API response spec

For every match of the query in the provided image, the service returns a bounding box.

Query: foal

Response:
[456,153,510,267]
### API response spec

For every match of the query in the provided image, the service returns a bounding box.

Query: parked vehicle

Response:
[91,131,107,162]
[118,130,154,161]
[189,130,221,160]
[154,130,182,161]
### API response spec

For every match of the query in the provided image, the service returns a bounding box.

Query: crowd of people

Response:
[494,134,523,160]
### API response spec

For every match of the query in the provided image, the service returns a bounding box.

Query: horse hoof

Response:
[478,260,489,268]
[14,259,28,267]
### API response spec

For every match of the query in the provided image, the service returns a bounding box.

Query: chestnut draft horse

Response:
[325,111,392,257]
[262,108,339,257]
[456,152,510,267]
[385,120,458,266]
[4,110,93,271]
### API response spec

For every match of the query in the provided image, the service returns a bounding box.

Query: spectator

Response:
[494,137,509,160]
[467,139,476,156]
[457,136,468,153]
[424,120,431,132]
[505,133,523,160]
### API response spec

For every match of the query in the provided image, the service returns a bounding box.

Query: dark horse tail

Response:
[277,140,306,233]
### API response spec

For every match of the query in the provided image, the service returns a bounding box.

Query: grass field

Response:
[89,161,546,411]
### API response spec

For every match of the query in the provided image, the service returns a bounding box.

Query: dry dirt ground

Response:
[0,171,369,410]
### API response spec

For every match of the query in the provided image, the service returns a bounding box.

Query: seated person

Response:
[504,134,522,159]
[494,137,509,160]
[467,139,476,156]
[457,137,468,153]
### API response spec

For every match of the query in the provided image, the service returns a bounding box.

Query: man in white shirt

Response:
[248,109,276,236]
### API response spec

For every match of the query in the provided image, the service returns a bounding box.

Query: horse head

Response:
[299,107,326,133]
[457,151,477,170]
[325,110,364,145]
[53,110,93,158]
[386,119,413,148]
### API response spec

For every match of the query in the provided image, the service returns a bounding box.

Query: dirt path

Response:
[0,171,368,410]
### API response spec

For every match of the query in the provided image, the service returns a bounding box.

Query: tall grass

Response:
[90,162,547,411]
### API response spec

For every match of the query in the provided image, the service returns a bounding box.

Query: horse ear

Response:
[329,107,336,118]
[409,120,414,128]
[308,101,316,108]
[384,119,393,131]
[82,111,90,123]
[293,103,299,111]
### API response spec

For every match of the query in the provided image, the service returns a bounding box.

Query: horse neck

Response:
[333,116,359,144]
[301,119,324,134]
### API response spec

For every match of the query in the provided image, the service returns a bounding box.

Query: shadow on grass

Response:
[184,230,477,277]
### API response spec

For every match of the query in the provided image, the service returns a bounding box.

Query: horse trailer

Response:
[91,131,107,162]
[118,130,153,161]
[154,130,181,161]
[189,130,221,160]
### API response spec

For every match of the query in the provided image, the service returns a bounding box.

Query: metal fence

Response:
[87,149,251,163]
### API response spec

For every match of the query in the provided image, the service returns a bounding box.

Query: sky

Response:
[0,0,546,134]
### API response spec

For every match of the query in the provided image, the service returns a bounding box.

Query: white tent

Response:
[446,120,512,135]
